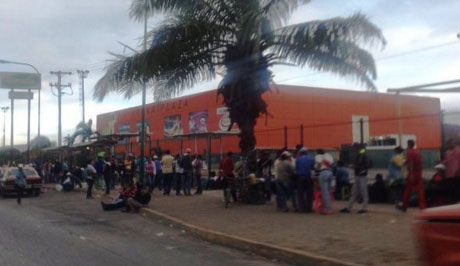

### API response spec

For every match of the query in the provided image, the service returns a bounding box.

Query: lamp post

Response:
[1,106,9,148]
[0,59,41,163]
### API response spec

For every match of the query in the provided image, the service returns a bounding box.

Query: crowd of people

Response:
[6,137,458,214]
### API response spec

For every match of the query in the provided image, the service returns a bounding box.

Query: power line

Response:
[276,39,460,84]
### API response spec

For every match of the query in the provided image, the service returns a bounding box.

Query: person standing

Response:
[153,155,163,191]
[258,151,273,201]
[123,154,134,185]
[86,160,97,199]
[174,154,184,195]
[103,160,112,196]
[15,164,27,205]
[182,148,193,196]
[52,159,62,183]
[193,155,204,195]
[220,152,236,207]
[275,151,295,212]
[341,145,370,214]
[398,140,426,212]
[315,149,334,215]
[95,156,104,189]
[161,150,175,196]
[442,139,460,203]
[295,148,314,213]
[146,156,156,193]
[388,146,405,204]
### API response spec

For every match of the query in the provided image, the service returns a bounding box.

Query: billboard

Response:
[118,124,131,144]
[189,110,208,134]
[0,72,41,90]
[216,107,239,133]
[136,121,151,142]
[164,115,183,137]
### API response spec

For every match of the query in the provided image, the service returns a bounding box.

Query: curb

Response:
[142,207,363,266]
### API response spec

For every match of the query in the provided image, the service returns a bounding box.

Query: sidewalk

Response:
[146,190,421,266]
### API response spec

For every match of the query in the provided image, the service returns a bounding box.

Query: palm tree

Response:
[94,0,385,154]
[63,134,75,147]
[72,119,98,143]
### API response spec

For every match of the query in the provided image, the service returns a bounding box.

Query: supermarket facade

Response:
[96,84,442,167]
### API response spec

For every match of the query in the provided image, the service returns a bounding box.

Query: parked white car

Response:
[0,166,42,196]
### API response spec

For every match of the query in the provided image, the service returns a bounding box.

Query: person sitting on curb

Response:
[124,185,152,213]
[101,182,137,211]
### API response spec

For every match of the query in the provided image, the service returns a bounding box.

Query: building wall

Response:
[97,85,441,156]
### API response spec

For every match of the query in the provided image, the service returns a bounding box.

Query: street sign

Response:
[8,91,34,100]
[0,72,41,90]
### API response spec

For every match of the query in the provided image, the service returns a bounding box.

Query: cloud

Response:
[1,0,459,145]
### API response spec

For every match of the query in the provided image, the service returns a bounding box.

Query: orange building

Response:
[97,84,441,158]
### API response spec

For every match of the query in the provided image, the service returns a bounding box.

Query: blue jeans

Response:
[154,172,163,190]
[163,173,173,195]
[175,172,183,195]
[319,170,333,211]
[183,172,192,195]
[276,180,289,210]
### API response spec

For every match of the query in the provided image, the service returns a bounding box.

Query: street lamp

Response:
[1,106,9,148]
[0,59,41,163]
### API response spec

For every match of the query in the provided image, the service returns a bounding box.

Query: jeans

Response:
[346,175,369,211]
[175,173,183,195]
[86,179,94,199]
[319,170,333,211]
[183,172,192,195]
[104,174,111,195]
[289,177,298,211]
[146,173,154,192]
[276,180,289,210]
[163,173,173,195]
[195,174,202,194]
[154,172,163,191]
[297,175,313,212]
[264,176,272,201]
[223,178,237,205]
[16,185,24,204]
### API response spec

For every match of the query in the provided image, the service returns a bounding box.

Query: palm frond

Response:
[269,13,385,90]
[129,0,230,22]
[261,0,311,27]
[275,13,386,48]
[94,16,228,101]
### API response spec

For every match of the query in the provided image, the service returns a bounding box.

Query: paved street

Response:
[0,191,282,266]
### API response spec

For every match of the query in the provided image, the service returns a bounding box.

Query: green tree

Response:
[30,135,52,150]
[94,0,385,154]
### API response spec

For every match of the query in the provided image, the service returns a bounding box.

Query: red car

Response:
[415,204,460,266]
[0,166,43,197]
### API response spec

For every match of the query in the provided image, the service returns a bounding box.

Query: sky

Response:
[0,0,459,145]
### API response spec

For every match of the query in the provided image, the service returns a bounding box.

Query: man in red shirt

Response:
[399,140,426,211]
[220,152,237,206]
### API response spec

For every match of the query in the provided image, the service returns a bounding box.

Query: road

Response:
[0,190,282,266]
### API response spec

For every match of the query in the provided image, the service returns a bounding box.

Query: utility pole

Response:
[77,70,89,123]
[49,71,72,147]
[1,106,9,148]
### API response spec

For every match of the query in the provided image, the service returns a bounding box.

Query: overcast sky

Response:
[0,0,459,145]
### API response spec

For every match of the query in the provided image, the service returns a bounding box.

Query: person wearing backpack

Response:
[341,145,371,214]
